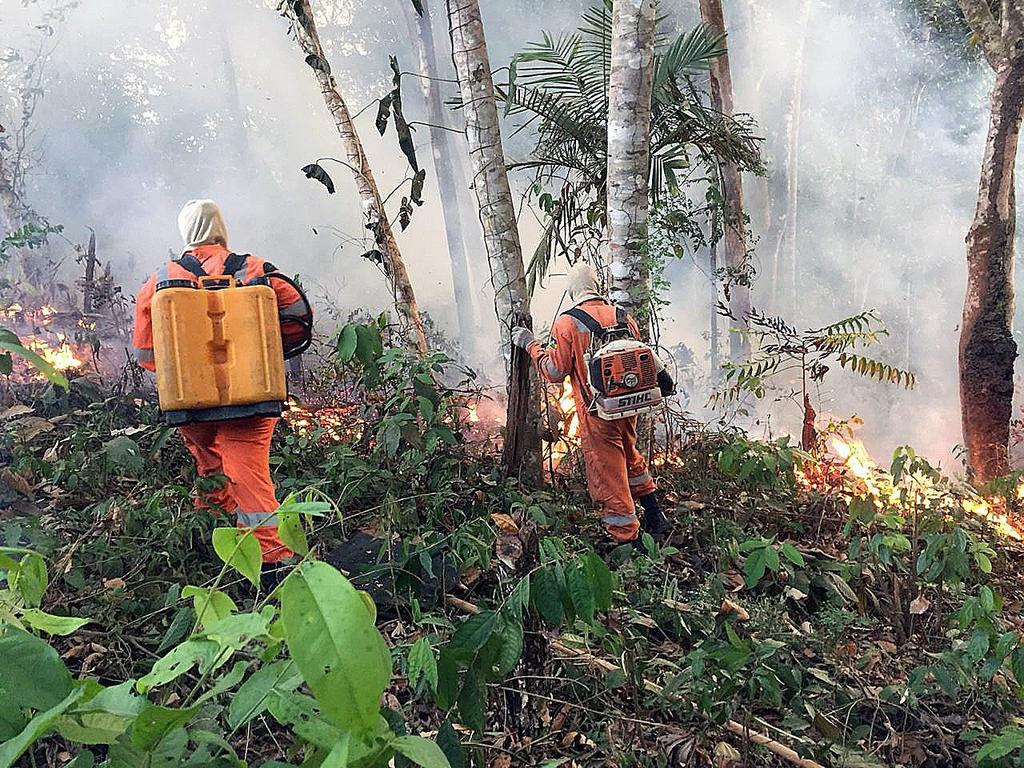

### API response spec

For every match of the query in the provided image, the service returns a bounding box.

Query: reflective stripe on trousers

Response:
[236,510,279,528]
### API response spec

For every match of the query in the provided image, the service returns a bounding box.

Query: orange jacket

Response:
[527,299,642,415]
[132,244,304,372]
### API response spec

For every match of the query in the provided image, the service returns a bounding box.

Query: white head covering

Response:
[566,262,604,305]
[177,199,228,249]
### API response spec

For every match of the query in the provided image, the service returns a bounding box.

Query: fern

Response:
[712,310,916,409]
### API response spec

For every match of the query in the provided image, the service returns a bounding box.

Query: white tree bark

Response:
[287,0,428,355]
[446,0,540,479]
[607,0,657,321]
[404,0,480,360]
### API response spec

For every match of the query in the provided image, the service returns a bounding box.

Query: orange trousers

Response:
[178,416,292,563]
[579,415,656,542]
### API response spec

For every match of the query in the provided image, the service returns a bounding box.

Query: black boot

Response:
[638,493,670,539]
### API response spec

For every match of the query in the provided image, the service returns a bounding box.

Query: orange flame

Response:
[800,432,1023,540]
[22,334,84,373]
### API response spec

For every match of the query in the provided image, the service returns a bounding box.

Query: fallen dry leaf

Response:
[490,756,512,768]
[877,640,897,654]
[714,741,741,767]
[1,468,34,499]
[910,594,931,615]
[103,577,126,590]
[719,598,750,621]
[490,513,519,534]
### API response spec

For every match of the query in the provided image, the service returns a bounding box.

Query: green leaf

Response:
[456,668,485,734]
[212,527,263,587]
[436,720,464,768]
[278,509,309,557]
[531,566,564,625]
[130,703,198,751]
[408,637,438,691]
[103,436,144,474]
[743,547,770,587]
[0,339,68,388]
[337,325,358,363]
[0,688,82,768]
[136,639,221,693]
[228,659,303,730]
[0,629,73,710]
[20,609,90,636]
[57,681,143,746]
[279,561,391,736]
[156,606,195,653]
[106,726,187,768]
[321,734,351,768]
[584,552,612,612]
[448,611,498,655]
[12,552,48,608]
[490,617,523,678]
[181,586,237,632]
[565,560,595,624]
[392,735,451,768]
[779,542,805,567]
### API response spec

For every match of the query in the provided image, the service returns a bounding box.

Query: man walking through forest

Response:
[132,200,310,572]
[512,263,674,545]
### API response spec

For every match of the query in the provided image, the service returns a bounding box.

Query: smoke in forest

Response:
[1,0,1017,468]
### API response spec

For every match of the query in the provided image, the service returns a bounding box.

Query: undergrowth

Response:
[2,325,1024,766]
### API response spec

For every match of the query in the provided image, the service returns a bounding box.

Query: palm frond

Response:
[653,24,725,94]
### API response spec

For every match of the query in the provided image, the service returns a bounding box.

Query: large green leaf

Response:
[337,325,358,363]
[57,681,143,745]
[228,660,303,730]
[0,629,73,710]
[20,609,90,636]
[136,639,221,693]
[565,560,595,624]
[392,735,451,768]
[448,611,498,655]
[279,561,391,735]
[130,703,198,751]
[106,726,187,768]
[181,585,237,631]
[531,566,564,625]
[11,552,48,608]
[0,688,82,768]
[212,528,263,587]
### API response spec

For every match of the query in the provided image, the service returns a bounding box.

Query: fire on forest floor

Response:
[798,431,1024,540]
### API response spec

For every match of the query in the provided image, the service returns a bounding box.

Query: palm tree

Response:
[497,1,763,297]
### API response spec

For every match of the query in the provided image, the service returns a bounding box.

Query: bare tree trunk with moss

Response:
[446,0,541,480]
[957,0,1024,482]
[404,0,480,360]
[607,0,656,324]
[285,0,428,355]
[699,0,751,360]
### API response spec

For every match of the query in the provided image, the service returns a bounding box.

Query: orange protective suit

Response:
[528,298,657,542]
[132,241,303,563]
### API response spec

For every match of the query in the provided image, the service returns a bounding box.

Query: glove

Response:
[511,327,535,349]
[657,369,677,397]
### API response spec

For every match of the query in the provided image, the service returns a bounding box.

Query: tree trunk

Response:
[404,0,480,360]
[769,0,810,315]
[446,0,541,480]
[0,151,24,233]
[286,0,428,355]
[699,0,751,360]
[606,0,657,320]
[958,46,1024,482]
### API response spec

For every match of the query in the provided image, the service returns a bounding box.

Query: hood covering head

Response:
[178,199,228,249]
[566,262,604,305]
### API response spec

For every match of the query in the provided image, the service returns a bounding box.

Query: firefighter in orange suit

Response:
[132,200,308,566]
[512,263,673,544]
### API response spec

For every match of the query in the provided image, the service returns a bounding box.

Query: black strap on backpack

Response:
[174,252,249,280]
[564,305,630,342]
[175,253,207,278]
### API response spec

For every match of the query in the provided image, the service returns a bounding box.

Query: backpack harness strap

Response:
[174,252,251,283]
[564,305,629,341]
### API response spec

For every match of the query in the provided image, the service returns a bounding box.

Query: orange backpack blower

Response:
[564,306,665,420]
